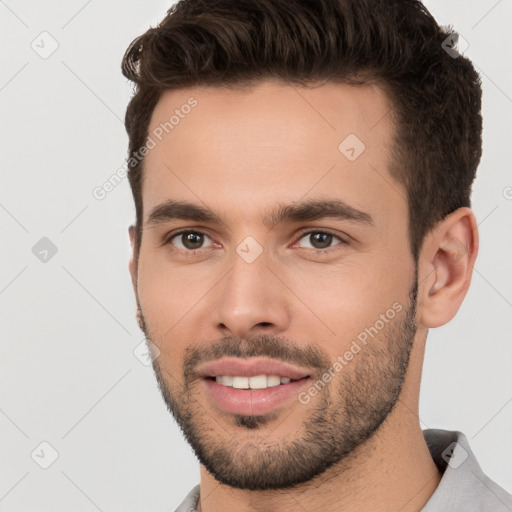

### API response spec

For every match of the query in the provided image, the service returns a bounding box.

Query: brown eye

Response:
[310,232,333,249]
[297,231,343,250]
[170,231,211,250]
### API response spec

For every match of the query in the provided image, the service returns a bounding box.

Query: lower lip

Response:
[202,377,311,415]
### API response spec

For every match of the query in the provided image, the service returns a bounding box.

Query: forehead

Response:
[142,80,404,225]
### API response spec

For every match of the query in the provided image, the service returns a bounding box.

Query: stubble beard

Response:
[140,276,418,490]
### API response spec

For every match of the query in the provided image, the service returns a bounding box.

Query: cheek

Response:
[285,255,413,349]
[136,249,219,337]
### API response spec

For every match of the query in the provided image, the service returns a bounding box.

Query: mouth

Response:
[203,374,310,389]
[201,374,313,416]
[196,358,314,415]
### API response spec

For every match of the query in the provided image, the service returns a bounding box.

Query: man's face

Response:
[130,81,418,490]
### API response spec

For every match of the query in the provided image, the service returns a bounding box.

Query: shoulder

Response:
[422,429,512,511]
[174,484,200,512]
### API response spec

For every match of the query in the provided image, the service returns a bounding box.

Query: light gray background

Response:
[1,0,511,510]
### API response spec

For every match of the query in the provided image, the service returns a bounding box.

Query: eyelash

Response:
[164,229,348,256]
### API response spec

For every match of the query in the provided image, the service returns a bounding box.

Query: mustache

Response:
[182,334,331,381]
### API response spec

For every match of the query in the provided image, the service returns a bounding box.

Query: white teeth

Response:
[247,375,267,389]
[232,376,249,389]
[266,375,281,387]
[215,375,294,389]
[217,375,234,386]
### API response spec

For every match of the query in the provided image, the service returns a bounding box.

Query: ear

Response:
[128,224,137,293]
[129,225,146,333]
[418,207,479,328]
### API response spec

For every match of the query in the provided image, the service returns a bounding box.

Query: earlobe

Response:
[419,208,478,328]
[128,224,143,331]
[128,224,137,291]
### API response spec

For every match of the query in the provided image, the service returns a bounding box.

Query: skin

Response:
[128,80,478,512]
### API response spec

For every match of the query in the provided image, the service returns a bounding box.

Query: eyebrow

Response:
[145,198,373,228]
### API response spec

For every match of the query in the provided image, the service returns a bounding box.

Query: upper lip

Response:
[197,357,311,380]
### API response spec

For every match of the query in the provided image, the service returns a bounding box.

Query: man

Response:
[122,0,512,510]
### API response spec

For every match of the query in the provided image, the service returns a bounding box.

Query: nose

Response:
[212,250,292,340]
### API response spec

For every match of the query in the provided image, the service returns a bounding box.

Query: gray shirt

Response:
[174,429,512,511]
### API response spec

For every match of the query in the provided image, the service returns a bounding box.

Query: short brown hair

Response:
[122,0,482,262]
